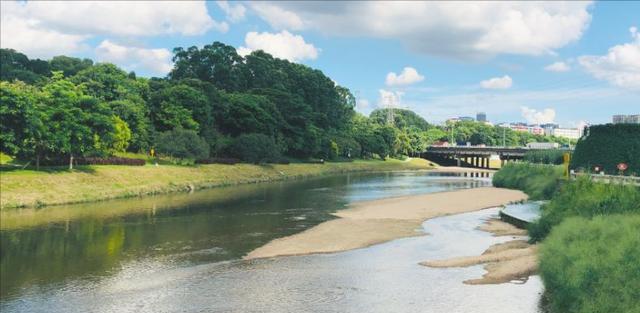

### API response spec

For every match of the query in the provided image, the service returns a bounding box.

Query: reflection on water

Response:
[2,208,544,313]
[0,171,489,303]
[0,172,544,313]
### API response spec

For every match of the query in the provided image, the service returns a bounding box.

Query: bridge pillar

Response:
[456,155,461,167]
[485,157,489,169]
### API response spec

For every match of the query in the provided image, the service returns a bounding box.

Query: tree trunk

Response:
[36,154,40,171]
[69,154,74,170]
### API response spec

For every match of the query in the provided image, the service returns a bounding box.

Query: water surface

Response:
[0,171,543,312]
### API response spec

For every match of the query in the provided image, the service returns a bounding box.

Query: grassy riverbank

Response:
[492,162,640,313]
[0,158,433,209]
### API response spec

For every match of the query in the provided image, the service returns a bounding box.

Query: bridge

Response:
[422,146,529,169]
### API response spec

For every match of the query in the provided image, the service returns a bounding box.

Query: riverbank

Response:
[245,187,527,259]
[0,158,433,209]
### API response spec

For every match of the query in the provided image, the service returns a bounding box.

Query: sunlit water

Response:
[0,171,543,312]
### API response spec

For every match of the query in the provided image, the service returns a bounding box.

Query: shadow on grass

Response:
[0,164,98,174]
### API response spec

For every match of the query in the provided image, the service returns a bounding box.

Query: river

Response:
[0,171,543,312]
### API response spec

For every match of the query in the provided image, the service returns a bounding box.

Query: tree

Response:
[155,128,209,161]
[229,133,281,164]
[49,56,93,77]
[170,42,247,91]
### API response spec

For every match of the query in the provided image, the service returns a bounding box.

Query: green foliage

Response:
[49,56,93,77]
[370,108,430,130]
[0,49,50,83]
[155,128,209,161]
[524,149,566,165]
[529,177,640,241]
[492,162,563,200]
[539,215,640,313]
[228,133,281,164]
[571,124,640,175]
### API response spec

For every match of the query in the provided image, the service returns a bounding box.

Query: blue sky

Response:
[1,1,638,127]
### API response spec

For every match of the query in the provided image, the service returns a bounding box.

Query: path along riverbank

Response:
[245,187,526,259]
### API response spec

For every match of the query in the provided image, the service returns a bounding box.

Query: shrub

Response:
[524,149,566,165]
[195,157,239,165]
[529,177,640,241]
[539,215,640,313]
[571,124,640,175]
[228,133,281,164]
[492,162,563,200]
[37,156,145,166]
[155,128,209,161]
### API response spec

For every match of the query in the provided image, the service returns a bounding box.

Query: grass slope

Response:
[0,158,432,209]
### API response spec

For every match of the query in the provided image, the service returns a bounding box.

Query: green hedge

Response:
[492,162,563,200]
[571,124,640,175]
[540,215,640,313]
[524,149,566,165]
[529,177,640,241]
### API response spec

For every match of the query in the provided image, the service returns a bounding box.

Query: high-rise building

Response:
[476,112,487,122]
[612,114,640,124]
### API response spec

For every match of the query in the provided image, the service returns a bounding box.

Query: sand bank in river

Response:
[244,187,527,260]
[421,219,538,285]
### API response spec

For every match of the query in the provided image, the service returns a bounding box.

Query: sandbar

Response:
[244,187,527,260]
[421,218,538,285]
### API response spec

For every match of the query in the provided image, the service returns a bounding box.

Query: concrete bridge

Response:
[422,146,529,169]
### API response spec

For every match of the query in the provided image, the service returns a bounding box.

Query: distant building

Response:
[459,116,475,122]
[527,142,560,149]
[476,112,487,122]
[552,128,583,140]
[613,114,640,124]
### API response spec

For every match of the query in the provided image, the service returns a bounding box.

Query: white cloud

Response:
[217,1,246,23]
[249,2,305,31]
[0,11,89,58]
[378,89,403,108]
[480,75,513,89]
[238,31,319,62]
[545,61,571,72]
[521,107,556,124]
[578,26,640,89]
[95,40,173,75]
[385,67,425,86]
[0,1,225,58]
[249,2,592,59]
[356,98,371,110]
[2,1,224,37]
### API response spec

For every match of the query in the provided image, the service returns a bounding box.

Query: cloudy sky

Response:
[1,1,638,126]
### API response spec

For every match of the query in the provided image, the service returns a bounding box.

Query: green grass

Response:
[0,158,432,209]
[492,162,563,200]
[540,215,640,313]
[529,177,640,242]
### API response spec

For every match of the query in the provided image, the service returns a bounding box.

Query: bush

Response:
[492,162,563,200]
[524,149,566,165]
[571,124,640,175]
[37,156,145,166]
[539,215,640,313]
[155,128,209,161]
[195,157,239,165]
[529,177,640,241]
[228,133,281,164]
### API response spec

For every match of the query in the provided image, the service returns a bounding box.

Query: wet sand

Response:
[421,218,538,285]
[477,218,528,236]
[245,187,527,260]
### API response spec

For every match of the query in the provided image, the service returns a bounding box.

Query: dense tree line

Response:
[571,124,640,175]
[1,46,573,167]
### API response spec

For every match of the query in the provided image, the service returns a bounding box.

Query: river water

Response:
[0,171,543,312]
